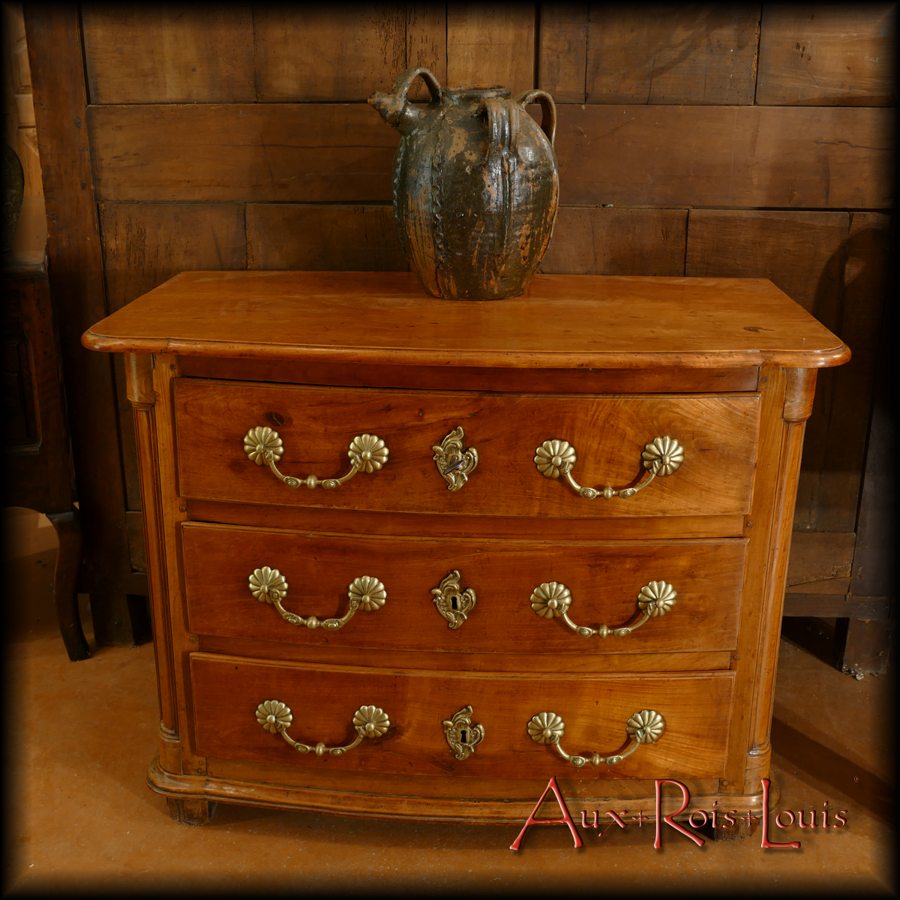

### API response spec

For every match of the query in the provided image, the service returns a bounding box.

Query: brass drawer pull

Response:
[530,580,677,638]
[249,568,387,630]
[528,709,665,767]
[256,700,390,756]
[243,426,389,489]
[534,435,683,499]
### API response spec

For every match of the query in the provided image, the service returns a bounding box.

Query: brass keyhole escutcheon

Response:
[431,571,476,629]
[443,706,484,760]
[432,426,478,491]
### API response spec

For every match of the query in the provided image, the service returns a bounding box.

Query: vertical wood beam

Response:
[24,4,135,644]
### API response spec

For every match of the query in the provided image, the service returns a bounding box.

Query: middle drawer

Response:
[181,523,745,656]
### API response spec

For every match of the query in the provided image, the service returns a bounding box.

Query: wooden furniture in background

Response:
[3,257,89,660]
[22,5,894,669]
[83,271,848,824]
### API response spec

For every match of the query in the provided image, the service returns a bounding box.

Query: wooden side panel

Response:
[82,6,255,103]
[446,2,536,96]
[584,4,760,104]
[540,207,687,276]
[246,204,407,271]
[685,209,889,535]
[556,105,893,209]
[757,3,897,106]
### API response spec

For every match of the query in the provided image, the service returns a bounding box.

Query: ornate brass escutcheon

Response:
[442,705,485,760]
[431,570,477,629]
[534,435,684,499]
[249,568,386,630]
[243,426,389,489]
[527,709,665,767]
[530,580,677,638]
[432,426,478,491]
[256,699,390,757]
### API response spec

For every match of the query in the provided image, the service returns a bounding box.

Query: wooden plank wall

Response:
[26,3,896,616]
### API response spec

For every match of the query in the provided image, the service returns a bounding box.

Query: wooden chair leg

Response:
[47,509,91,661]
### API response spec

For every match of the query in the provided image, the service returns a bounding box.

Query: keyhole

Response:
[459,729,468,744]
[450,594,460,610]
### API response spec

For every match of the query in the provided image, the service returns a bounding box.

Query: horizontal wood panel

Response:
[190,653,734,779]
[446,2,536,97]
[88,103,398,202]
[556,104,893,209]
[247,203,406,270]
[89,103,894,208]
[757,4,897,106]
[99,202,247,310]
[542,206,687,275]
[182,522,746,655]
[540,3,759,104]
[82,6,255,103]
[174,379,760,518]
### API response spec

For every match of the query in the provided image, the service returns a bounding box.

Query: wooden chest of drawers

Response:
[83,271,848,827]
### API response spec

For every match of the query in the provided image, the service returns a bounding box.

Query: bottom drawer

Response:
[189,654,734,782]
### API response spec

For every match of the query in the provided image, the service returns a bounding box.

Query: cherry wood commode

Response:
[83,271,849,828]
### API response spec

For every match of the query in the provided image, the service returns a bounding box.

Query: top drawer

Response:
[174,379,759,518]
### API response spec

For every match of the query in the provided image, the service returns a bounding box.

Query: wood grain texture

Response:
[88,103,398,203]
[536,1,588,102]
[583,4,759,104]
[90,274,847,823]
[100,202,248,310]
[82,271,850,370]
[182,522,745,656]
[190,654,734,780]
[248,204,406,271]
[82,6,255,103]
[253,5,407,101]
[541,207,687,275]
[757,3,897,106]
[556,104,893,209]
[446,2,536,97]
[173,380,760,518]
[686,208,887,535]
[24,4,135,644]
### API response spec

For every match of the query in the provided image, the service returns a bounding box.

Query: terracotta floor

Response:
[3,507,896,896]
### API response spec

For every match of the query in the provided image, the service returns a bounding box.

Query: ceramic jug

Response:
[369,67,559,300]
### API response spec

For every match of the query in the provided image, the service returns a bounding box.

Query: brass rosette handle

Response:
[249,568,387,630]
[530,580,677,638]
[256,700,390,757]
[243,426,389,490]
[534,435,684,499]
[527,709,665,767]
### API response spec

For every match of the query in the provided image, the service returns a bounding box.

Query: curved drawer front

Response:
[182,522,744,655]
[190,654,733,780]
[174,379,759,518]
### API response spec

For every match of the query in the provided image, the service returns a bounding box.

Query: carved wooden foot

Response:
[166,797,215,825]
[47,509,90,661]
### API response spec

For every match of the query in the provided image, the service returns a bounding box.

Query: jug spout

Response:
[369,68,443,134]
[368,91,407,128]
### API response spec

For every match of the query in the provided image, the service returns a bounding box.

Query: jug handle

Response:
[518,89,557,147]
[392,66,443,108]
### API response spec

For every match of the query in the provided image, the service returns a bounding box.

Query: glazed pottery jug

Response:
[369,67,559,300]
